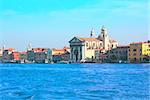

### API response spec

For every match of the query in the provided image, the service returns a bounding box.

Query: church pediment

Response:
[69,37,82,43]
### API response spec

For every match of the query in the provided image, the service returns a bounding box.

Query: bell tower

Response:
[2,45,5,51]
[27,43,32,51]
[101,26,109,50]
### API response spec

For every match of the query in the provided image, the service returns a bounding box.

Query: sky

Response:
[0,0,149,51]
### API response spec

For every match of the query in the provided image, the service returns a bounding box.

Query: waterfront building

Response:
[52,47,70,63]
[107,46,129,63]
[34,48,52,63]
[53,51,70,63]
[27,44,35,62]
[0,49,2,62]
[20,52,27,63]
[52,55,62,63]
[69,37,102,62]
[2,48,15,63]
[0,49,2,57]
[61,51,70,61]
[27,48,52,63]
[69,26,118,62]
[27,50,34,62]
[128,41,150,63]
[95,49,107,63]
[10,52,20,62]
[52,47,70,55]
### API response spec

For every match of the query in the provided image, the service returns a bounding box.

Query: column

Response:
[78,46,80,62]
[73,47,75,62]
[70,47,72,61]
[82,46,85,60]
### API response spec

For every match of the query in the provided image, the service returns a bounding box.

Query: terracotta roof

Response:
[52,47,69,56]
[79,38,99,41]
[131,42,149,45]
[5,48,14,52]
[117,46,129,48]
[12,52,20,54]
[52,49,65,52]
[32,48,48,52]
[52,47,70,51]
[20,52,27,55]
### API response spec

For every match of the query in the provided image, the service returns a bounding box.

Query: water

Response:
[0,64,149,100]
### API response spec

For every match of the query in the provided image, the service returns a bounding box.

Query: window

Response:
[89,46,92,49]
[140,58,142,61]
[86,43,88,47]
[133,49,136,52]
[134,58,136,61]
[100,43,102,46]
[119,51,121,54]
[140,53,142,55]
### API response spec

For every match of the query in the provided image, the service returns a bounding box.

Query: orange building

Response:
[52,47,70,63]
[128,41,150,63]
[52,47,70,56]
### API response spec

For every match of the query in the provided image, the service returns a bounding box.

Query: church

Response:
[69,26,118,63]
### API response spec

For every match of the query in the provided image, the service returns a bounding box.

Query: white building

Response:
[69,26,118,62]
[98,26,118,50]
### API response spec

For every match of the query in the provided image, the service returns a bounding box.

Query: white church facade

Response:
[69,26,118,62]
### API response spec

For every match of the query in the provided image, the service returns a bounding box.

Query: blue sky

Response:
[0,0,149,51]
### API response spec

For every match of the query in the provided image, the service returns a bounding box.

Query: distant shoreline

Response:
[0,62,149,64]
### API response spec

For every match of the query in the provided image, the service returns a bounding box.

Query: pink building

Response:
[10,52,20,61]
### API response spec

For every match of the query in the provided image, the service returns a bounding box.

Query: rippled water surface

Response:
[0,64,149,100]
